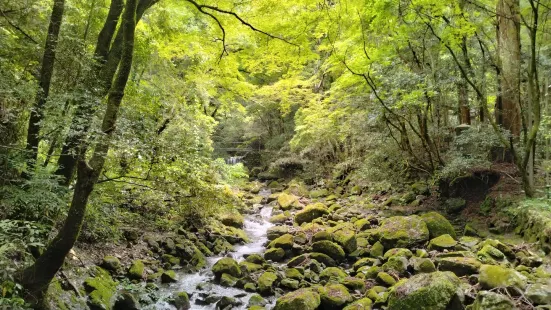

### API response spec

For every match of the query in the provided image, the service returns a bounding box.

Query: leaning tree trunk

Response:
[23,0,65,177]
[55,0,158,184]
[19,0,138,306]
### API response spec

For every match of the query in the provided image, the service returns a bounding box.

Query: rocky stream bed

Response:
[71,181,551,310]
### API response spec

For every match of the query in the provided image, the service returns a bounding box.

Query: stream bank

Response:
[48,180,551,310]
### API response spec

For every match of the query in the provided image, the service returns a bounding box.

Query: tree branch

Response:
[0,9,39,44]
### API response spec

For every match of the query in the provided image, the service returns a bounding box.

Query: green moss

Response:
[221,213,244,228]
[370,241,384,258]
[374,216,429,248]
[264,247,286,262]
[84,267,117,310]
[268,233,294,249]
[273,288,320,310]
[278,193,298,210]
[428,234,458,251]
[343,297,372,310]
[383,248,413,259]
[101,255,122,273]
[212,257,241,278]
[382,256,407,274]
[269,213,290,224]
[376,272,397,286]
[437,257,481,276]
[310,252,337,267]
[318,284,352,309]
[412,258,436,273]
[330,226,358,254]
[220,273,238,287]
[319,267,347,282]
[240,261,263,274]
[312,240,345,261]
[160,270,177,283]
[128,260,145,280]
[421,212,456,239]
[295,203,329,225]
[341,277,366,291]
[258,271,278,295]
[285,268,304,280]
[471,291,514,310]
[479,265,527,291]
[387,271,462,310]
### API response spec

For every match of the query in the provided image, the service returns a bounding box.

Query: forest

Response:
[1,0,551,309]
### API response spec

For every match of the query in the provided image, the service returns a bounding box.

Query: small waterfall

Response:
[225,156,244,165]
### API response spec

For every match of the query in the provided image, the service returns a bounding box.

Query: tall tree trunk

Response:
[23,0,66,176]
[19,0,139,305]
[55,0,157,184]
[458,80,471,125]
[495,0,521,138]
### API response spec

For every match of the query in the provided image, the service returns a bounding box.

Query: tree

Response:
[18,0,140,304]
[23,0,66,177]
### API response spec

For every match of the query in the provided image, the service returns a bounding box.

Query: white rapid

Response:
[152,189,273,310]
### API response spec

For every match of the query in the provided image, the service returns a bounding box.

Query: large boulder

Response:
[84,267,118,310]
[312,240,346,261]
[258,271,278,295]
[478,265,527,291]
[436,257,481,276]
[318,284,352,309]
[220,213,244,228]
[295,203,329,225]
[373,216,429,249]
[421,212,456,239]
[273,288,321,310]
[212,257,241,279]
[330,226,358,254]
[470,291,514,310]
[278,193,299,210]
[387,271,464,310]
[268,233,294,250]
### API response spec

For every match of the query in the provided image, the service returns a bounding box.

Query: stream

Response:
[153,189,274,310]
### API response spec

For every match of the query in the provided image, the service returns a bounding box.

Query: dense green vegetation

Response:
[1,0,551,309]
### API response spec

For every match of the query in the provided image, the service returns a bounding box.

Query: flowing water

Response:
[153,189,274,310]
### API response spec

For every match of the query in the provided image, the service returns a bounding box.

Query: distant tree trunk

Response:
[495,0,521,138]
[457,80,471,125]
[55,0,157,184]
[23,0,65,177]
[19,0,139,305]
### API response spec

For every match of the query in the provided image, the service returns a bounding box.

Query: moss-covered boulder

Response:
[268,233,294,250]
[264,247,286,262]
[220,273,238,287]
[161,270,178,283]
[318,284,352,309]
[421,212,456,239]
[113,291,139,310]
[320,267,348,282]
[310,252,337,267]
[212,257,241,279]
[525,283,551,305]
[84,267,118,310]
[267,226,290,240]
[373,216,429,249]
[258,271,278,295]
[313,231,332,242]
[387,271,463,310]
[470,291,514,310]
[341,277,366,292]
[273,288,321,310]
[428,234,457,251]
[295,203,329,225]
[331,227,358,254]
[343,297,373,310]
[382,256,408,275]
[220,213,244,228]
[287,254,308,267]
[437,257,481,276]
[239,261,263,274]
[169,291,190,310]
[281,278,300,289]
[412,258,436,273]
[101,256,122,273]
[245,253,266,265]
[370,241,384,258]
[278,193,299,210]
[269,212,290,224]
[312,240,346,261]
[383,248,413,259]
[127,260,145,280]
[310,189,329,198]
[376,272,397,286]
[445,198,466,213]
[479,265,527,291]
